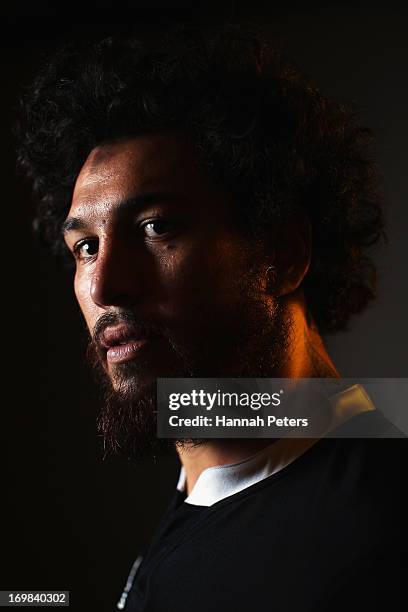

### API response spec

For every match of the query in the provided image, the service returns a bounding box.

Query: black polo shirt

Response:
[122,410,407,611]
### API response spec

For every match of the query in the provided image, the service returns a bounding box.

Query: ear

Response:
[271,212,311,297]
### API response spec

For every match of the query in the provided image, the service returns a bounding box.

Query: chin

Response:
[107,359,154,386]
[110,374,152,397]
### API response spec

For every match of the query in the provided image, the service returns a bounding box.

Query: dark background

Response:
[1,2,407,611]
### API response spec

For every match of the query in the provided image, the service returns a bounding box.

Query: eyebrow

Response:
[61,192,180,237]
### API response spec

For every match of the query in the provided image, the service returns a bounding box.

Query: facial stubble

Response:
[87,270,292,461]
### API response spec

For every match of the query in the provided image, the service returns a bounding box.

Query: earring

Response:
[265,265,277,289]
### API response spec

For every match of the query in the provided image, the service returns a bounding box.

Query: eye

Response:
[141,219,175,239]
[73,238,99,261]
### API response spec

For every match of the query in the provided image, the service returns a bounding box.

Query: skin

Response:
[64,132,339,493]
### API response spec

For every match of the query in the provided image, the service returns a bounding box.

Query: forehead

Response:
[70,132,216,215]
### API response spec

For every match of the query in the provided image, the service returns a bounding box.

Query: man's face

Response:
[64,133,289,457]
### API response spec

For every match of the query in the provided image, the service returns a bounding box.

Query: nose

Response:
[90,236,149,309]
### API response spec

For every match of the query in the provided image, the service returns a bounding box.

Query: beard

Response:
[87,271,293,462]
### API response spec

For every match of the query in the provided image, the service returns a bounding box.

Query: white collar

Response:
[177,384,375,506]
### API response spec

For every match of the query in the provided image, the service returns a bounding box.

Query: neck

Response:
[177,293,339,495]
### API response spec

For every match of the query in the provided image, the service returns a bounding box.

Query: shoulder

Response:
[295,415,408,542]
[312,411,407,496]
[250,412,407,527]
[320,410,407,489]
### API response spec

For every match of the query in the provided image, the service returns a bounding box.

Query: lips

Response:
[100,324,158,364]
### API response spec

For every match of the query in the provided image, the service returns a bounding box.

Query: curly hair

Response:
[16,26,385,333]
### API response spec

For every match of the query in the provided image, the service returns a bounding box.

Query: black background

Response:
[1,2,407,611]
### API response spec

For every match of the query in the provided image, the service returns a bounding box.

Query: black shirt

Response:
[123,411,407,611]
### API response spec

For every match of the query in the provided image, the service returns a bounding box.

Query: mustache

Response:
[88,309,199,381]
[91,310,169,355]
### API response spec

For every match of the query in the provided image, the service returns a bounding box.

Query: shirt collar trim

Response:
[177,384,375,506]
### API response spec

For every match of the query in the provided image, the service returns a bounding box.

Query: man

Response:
[17,27,406,611]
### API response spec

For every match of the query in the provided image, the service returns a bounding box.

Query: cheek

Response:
[158,242,217,295]
[158,237,251,312]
